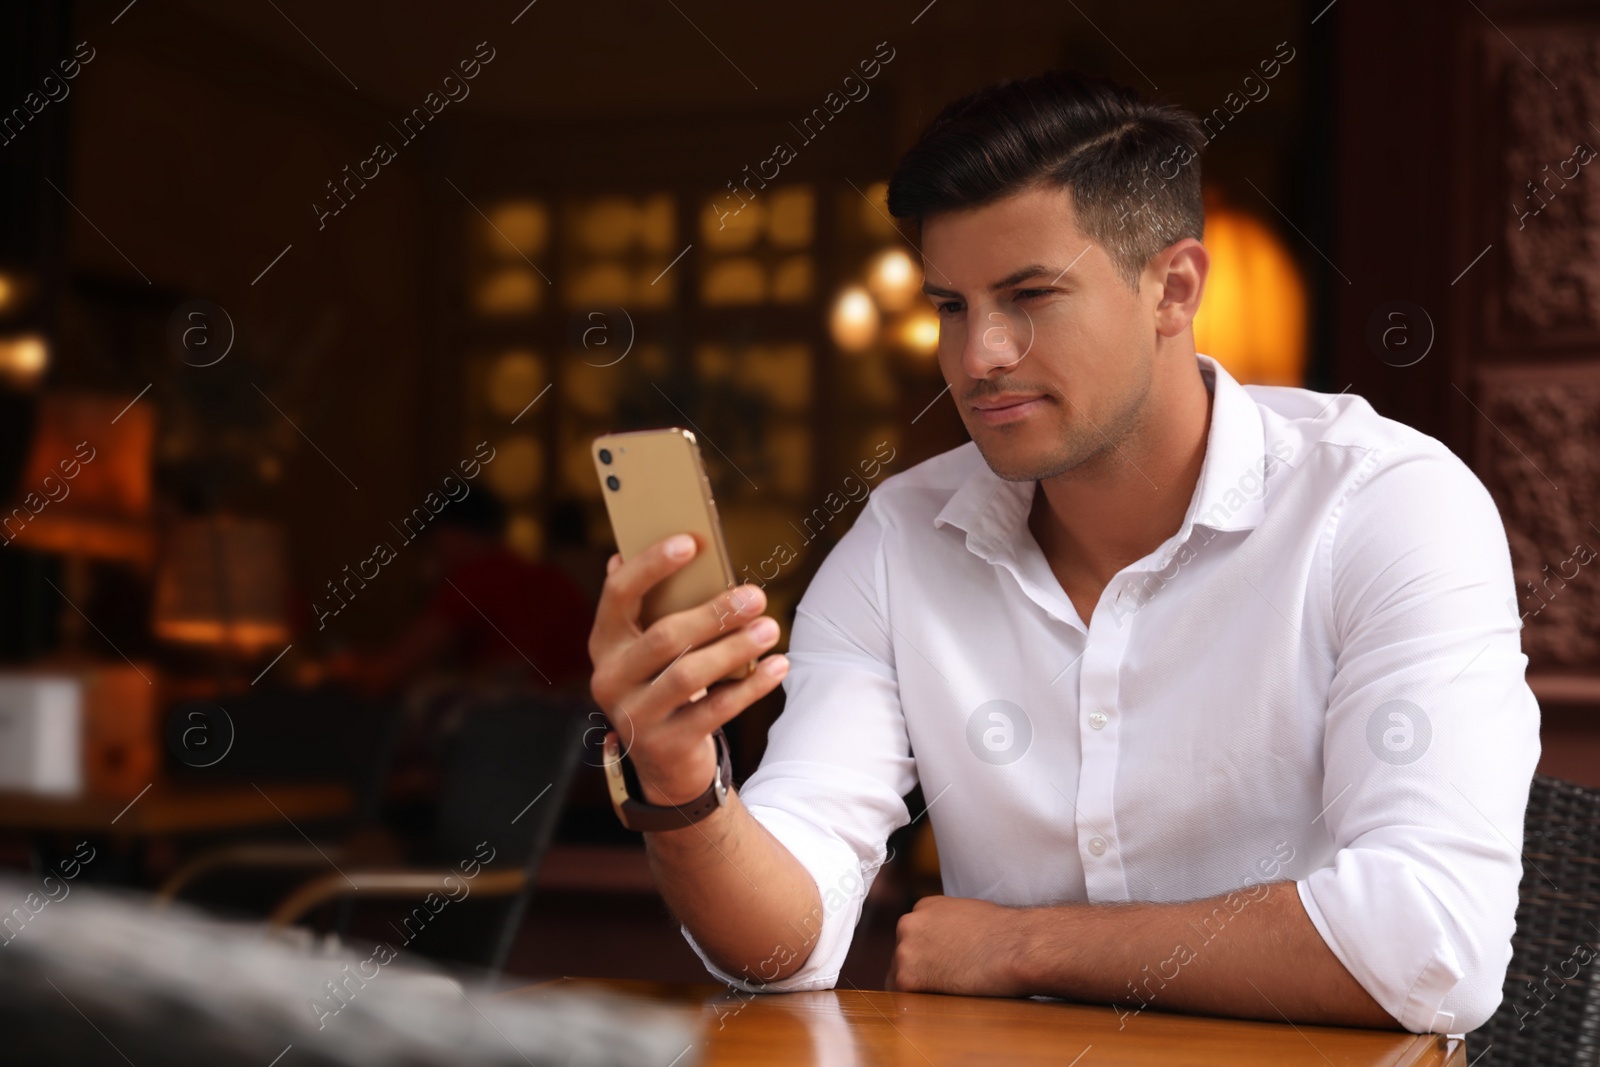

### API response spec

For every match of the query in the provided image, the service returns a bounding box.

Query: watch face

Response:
[602,731,632,815]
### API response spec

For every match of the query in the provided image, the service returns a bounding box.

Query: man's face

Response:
[920,183,1160,483]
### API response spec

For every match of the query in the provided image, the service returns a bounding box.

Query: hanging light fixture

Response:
[898,307,940,357]
[829,285,879,353]
[0,334,49,388]
[867,248,919,311]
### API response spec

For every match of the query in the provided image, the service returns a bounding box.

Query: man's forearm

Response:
[1013,881,1398,1029]
[644,788,823,986]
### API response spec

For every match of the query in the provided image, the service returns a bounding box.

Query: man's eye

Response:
[935,301,963,315]
[1015,288,1052,301]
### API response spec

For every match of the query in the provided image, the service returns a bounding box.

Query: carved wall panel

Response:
[1485,27,1600,344]
[1474,364,1600,668]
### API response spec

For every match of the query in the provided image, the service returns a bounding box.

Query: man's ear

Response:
[1150,238,1209,339]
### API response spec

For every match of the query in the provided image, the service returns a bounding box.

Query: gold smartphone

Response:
[593,427,754,680]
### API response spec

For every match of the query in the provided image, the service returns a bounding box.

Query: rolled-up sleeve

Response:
[1298,444,1541,1034]
[682,492,918,991]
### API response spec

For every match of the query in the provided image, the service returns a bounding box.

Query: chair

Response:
[166,683,403,798]
[1472,774,1600,1064]
[161,690,587,978]
[154,686,410,924]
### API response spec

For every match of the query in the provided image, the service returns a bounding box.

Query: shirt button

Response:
[1088,837,1108,856]
[1088,711,1108,730]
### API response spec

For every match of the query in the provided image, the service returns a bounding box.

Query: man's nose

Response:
[961,308,1029,378]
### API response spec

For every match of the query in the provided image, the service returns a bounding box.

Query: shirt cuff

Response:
[679,802,883,993]
[1297,862,1465,1033]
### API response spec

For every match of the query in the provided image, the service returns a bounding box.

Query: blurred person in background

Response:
[330,487,594,698]
[544,497,611,611]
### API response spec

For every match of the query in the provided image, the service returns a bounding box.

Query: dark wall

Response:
[53,5,441,643]
[1330,0,1600,781]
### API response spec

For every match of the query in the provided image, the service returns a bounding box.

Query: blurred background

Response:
[0,0,1594,992]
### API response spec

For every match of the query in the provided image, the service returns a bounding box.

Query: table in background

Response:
[511,979,1466,1066]
[0,780,356,884]
[0,781,353,837]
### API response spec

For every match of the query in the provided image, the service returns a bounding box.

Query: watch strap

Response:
[604,727,732,832]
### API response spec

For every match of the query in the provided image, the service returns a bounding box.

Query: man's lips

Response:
[969,393,1051,425]
[970,393,1045,411]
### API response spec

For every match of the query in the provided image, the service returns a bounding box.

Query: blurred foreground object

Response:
[0,876,700,1067]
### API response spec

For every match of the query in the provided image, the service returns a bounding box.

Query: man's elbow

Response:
[695,917,826,991]
[1420,931,1514,1034]
[1451,986,1506,1036]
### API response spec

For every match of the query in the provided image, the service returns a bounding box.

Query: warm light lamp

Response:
[152,517,291,654]
[899,307,940,356]
[1191,190,1308,386]
[0,334,49,388]
[5,392,155,565]
[867,248,919,311]
[830,286,879,352]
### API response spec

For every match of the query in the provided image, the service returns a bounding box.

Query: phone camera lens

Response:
[598,448,613,465]
[606,475,621,491]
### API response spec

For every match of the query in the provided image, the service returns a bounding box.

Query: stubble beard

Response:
[968,385,1149,485]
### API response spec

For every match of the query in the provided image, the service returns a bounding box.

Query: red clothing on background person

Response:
[423,544,595,687]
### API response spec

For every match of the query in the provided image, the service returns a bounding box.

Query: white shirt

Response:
[684,354,1540,1035]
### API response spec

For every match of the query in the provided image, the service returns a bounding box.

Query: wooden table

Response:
[510,979,1467,1066]
[0,780,353,837]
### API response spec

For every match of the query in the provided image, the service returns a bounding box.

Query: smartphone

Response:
[593,427,754,680]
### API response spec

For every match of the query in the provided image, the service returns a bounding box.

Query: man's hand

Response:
[884,884,1399,1030]
[588,533,789,806]
[586,533,825,986]
[885,895,1030,996]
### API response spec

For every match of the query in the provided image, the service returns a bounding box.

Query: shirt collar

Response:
[933,354,1269,561]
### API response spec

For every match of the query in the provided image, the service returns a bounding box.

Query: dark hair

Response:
[887,70,1207,290]
[434,486,508,537]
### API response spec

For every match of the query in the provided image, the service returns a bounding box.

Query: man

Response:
[335,488,593,694]
[587,70,1538,1034]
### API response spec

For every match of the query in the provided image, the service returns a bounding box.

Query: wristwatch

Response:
[603,728,732,832]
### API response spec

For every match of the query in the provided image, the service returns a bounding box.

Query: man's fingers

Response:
[676,653,790,736]
[592,533,698,648]
[586,537,786,794]
[639,616,783,716]
[635,583,767,670]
